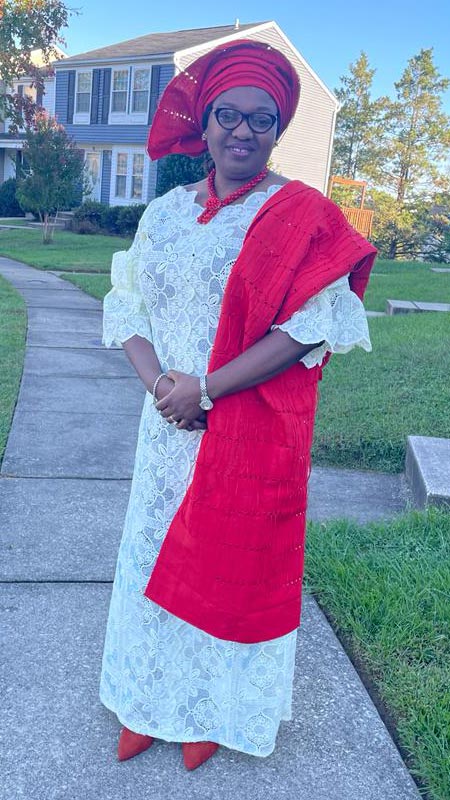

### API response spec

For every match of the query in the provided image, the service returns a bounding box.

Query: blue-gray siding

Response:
[62,124,150,144]
[55,63,174,145]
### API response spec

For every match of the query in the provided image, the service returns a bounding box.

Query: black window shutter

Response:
[90,69,100,124]
[36,87,44,107]
[101,69,111,124]
[148,65,161,125]
[67,71,75,124]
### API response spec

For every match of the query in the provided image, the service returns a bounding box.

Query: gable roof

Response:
[59,22,263,65]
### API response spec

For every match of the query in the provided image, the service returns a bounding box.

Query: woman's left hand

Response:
[155,369,203,429]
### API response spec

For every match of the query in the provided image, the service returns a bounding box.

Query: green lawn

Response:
[0,217,29,227]
[304,507,450,800]
[0,276,27,466]
[61,272,112,299]
[0,228,133,272]
[313,312,450,472]
[364,259,450,312]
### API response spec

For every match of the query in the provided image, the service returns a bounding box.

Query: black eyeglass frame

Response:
[212,107,278,134]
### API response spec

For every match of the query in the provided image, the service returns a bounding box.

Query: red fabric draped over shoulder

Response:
[144,182,377,643]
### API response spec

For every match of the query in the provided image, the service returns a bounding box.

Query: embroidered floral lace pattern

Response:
[99,184,371,756]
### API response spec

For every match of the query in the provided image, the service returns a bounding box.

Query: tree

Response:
[16,111,86,243]
[331,52,384,179]
[369,49,450,258]
[0,0,72,130]
[156,154,208,197]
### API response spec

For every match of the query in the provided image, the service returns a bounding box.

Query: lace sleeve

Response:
[102,212,153,348]
[271,274,372,368]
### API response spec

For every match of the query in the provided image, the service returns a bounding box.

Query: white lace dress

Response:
[99,184,371,757]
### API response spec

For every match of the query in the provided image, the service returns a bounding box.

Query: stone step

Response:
[405,435,450,508]
[386,299,450,315]
[27,221,67,230]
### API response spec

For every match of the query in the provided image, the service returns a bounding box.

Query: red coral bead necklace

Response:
[196,165,269,224]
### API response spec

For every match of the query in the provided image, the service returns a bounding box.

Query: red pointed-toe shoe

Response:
[117,726,154,761]
[182,741,219,770]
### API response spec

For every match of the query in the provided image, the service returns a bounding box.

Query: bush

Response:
[116,204,146,236]
[71,200,146,236]
[72,200,106,232]
[75,219,100,235]
[156,153,207,197]
[0,179,24,217]
[100,205,122,234]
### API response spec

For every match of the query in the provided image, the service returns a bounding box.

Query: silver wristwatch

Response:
[199,375,214,411]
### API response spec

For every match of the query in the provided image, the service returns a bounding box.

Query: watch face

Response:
[200,397,214,411]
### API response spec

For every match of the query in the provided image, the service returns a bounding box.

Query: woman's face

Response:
[205,86,278,181]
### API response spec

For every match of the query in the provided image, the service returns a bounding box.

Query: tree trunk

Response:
[388,239,398,260]
[42,212,53,245]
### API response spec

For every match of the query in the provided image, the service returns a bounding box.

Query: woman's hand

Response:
[155,369,205,431]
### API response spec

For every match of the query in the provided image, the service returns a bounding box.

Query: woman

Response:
[100,39,376,771]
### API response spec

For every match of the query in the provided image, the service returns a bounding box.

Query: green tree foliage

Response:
[16,111,85,243]
[0,0,72,130]
[331,52,384,179]
[156,154,208,197]
[373,50,450,258]
[331,48,450,260]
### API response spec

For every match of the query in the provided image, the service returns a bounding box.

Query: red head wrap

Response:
[147,38,300,160]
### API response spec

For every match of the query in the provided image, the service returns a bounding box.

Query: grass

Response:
[364,259,450,312]
[304,507,450,800]
[0,228,133,272]
[0,275,27,466]
[0,217,30,227]
[61,272,112,299]
[313,312,450,472]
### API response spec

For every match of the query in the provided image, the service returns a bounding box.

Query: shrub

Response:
[116,204,146,236]
[72,200,106,232]
[0,179,24,217]
[100,205,122,234]
[75,219,99,235]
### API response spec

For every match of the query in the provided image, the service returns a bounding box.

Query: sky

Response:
[62,0,450,112]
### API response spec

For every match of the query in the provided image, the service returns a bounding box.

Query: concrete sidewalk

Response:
[0,256,419,800]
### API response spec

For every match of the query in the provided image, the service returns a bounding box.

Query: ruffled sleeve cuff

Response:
[102,245,153,349]
[271,274,372,368]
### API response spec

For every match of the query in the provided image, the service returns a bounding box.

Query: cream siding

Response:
[175,22,338,194]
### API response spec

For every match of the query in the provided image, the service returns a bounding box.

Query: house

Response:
[0,48,66,186]
[1,22,339,207]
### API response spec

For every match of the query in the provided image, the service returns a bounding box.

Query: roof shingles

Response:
[59,23,264,65]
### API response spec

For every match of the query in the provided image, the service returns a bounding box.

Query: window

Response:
[76,72,92,113]
[131,69,150,113]
[111,70,129,113]
[113,150,146,203]
[115,153,128,197]
[131,154,144,199]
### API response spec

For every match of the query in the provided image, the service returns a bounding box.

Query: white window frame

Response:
[73,69,92,124]
[110,68,129,114]
[111,148,147,205]
[75,71,92,114]
[131,68,150,115]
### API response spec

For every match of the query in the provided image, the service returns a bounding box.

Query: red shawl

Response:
[144,181,377,643]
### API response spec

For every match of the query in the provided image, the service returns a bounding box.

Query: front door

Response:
[85,151,101,202]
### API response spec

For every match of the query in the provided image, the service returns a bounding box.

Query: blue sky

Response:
[63,0,450,112]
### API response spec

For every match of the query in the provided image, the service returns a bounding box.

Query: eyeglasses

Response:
[213,107,278,134]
